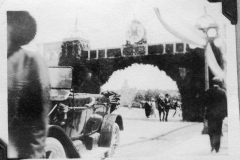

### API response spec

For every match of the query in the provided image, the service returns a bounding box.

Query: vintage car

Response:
[45,66,123,158]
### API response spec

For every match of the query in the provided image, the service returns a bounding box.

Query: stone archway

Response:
[59,47,210,122]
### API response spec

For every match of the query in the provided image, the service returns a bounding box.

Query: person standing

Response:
[7,11,50,159]
[204,77,227,153]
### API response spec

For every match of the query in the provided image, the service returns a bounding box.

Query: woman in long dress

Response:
[172,99,181,117]
[150,98,157,118]
[144,99,152,118]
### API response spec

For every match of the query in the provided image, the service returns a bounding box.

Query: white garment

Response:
[150,102,157,117]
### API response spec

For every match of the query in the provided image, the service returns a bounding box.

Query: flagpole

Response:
[202,40,209,134]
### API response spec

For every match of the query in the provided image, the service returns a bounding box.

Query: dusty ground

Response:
[111,107,228,158]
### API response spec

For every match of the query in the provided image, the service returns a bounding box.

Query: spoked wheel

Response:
[107,123,120,157]
[45,137,66,159]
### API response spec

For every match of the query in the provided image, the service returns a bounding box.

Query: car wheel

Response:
[106,123,120,157]
[45,137,66,159]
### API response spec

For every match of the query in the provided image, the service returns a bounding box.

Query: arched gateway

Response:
[57,39,224,122]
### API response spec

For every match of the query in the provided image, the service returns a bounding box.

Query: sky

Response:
[0,0,234,91]
[1,0,229,49]
[101,64,178,91]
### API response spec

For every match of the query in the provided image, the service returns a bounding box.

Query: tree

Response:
[144,90,153,101]
[134,92,144,102]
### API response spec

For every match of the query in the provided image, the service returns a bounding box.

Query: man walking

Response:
[204,77,227,153]
[164,94,171,121]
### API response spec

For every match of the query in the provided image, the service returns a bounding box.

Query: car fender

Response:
[98,114,123,147]
[47,125,81,158]
[84,114,103,135]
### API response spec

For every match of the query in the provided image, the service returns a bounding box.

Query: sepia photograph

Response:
[0,0,239,159]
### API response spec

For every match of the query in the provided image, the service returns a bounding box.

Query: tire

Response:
[106,123,120,157]
[45,137,66,159]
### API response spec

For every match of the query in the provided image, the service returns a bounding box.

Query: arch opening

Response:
[101,63,183,121]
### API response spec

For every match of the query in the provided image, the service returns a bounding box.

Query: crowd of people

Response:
[143,94,182,121]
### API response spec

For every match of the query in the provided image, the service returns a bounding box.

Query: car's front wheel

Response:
[106,123,120,157]
[45,137,66,159]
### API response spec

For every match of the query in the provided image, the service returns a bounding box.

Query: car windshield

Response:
[48,67,72,89]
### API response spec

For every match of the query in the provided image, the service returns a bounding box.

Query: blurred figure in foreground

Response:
[7,11,50,158]
[204,77,227,153]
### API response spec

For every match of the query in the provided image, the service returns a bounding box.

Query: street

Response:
[110,107,228,158]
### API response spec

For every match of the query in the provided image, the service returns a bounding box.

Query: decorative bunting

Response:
[154,7,206,49]
[206,42,225,80]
